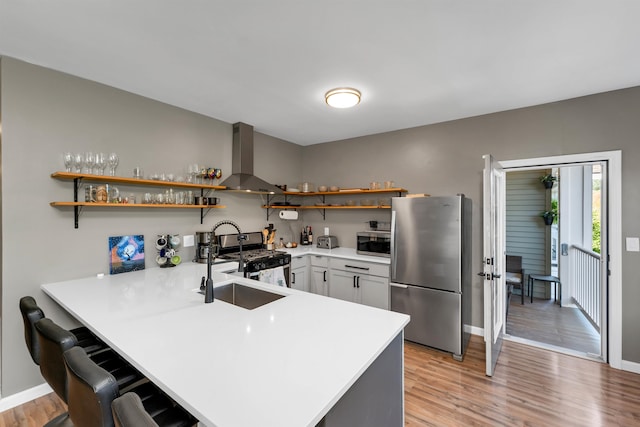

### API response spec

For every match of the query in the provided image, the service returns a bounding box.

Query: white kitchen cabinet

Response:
[309,255,329,296]
[329,259,389,310]
[290,256,308,292]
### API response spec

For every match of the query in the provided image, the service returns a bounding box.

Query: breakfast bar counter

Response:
[41,263,409,427]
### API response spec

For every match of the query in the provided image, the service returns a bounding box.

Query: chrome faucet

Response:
[204,220,245,303]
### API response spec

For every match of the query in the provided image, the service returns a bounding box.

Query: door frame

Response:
[499,150,621,369]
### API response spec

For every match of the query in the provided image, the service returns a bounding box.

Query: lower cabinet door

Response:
[328,270,357,303]
[291,266,308,292]
[310,267,329,296]
[358,274,389,310]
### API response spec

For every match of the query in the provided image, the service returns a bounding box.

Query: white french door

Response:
[482,154,506,376]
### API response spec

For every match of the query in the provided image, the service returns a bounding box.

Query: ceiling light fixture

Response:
[325,87,361,108]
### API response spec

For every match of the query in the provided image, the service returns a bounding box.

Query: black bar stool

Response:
[64,346,197,427]
[20,295,105,365]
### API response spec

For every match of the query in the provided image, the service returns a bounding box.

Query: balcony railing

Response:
[570,245,601,331]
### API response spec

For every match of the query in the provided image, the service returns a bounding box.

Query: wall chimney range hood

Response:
[219,122,283,194]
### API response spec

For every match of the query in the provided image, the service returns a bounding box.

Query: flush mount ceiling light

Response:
[325,87,361,108]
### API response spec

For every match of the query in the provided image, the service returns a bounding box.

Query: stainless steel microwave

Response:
[356,231,391,257]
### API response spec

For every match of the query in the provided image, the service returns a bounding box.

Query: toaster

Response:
[317,235,339,249]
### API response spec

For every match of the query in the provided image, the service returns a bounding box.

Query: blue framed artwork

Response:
[109,235,145,275]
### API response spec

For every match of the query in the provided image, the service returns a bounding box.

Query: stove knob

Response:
[260,262,266,270]
[279,258,284,265]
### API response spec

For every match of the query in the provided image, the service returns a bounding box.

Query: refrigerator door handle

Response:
[390,282,409,289]
[390,210,397,279]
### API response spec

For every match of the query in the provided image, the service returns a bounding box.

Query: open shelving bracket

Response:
[265,193,293,220]
[73,177,84,229]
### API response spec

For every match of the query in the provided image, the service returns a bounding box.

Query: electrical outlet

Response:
[183,234,195,247]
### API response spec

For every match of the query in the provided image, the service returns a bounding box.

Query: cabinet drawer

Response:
[291,256,308,269]
[310,255,329,268]
[329,258,389,278]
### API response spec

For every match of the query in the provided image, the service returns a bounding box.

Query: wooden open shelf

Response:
[51,171,225,228]
[51,172,226,190]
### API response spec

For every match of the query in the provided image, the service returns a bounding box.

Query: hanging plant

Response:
[540,174,557,189]
[540,210,557,225]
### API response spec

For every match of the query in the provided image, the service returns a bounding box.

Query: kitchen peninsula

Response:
[41,263,409,427]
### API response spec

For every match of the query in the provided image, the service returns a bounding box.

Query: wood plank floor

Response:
[3,336,640,426]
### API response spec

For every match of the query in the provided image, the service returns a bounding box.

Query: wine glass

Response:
[85,152,96,174]
[107,153,119,176]
[95,152,106,175]
[73,153,83,173]
[63,152,73,172]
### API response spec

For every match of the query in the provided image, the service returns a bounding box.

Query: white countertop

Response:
[41,262,408,427]
[283,246,391,265]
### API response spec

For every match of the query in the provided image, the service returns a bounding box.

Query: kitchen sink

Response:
[198,283,286,309]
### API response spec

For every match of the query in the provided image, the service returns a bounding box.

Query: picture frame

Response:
[109,235,145,274]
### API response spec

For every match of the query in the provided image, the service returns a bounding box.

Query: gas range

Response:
[216,232,291,277]
[219,248,287,263]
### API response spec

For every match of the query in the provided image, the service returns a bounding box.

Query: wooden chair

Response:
[506,255,526,307]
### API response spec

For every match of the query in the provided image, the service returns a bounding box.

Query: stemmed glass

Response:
[73,153,83,173]
[188,164,199,184]
[85,152,96,174]
[95,152,106,175]
[107,153,119,176]
[63,152,73,172]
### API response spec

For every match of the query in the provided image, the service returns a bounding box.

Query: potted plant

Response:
[540,210,557,225]
[540,174,557,189]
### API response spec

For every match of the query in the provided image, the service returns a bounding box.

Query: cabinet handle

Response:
[357,276,360,288]
[345,264,369,271]
[353,276,356,288]
[292,272,296,284]
[323,270,327,282]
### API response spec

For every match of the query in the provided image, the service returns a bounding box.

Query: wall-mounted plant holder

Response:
[540,174,557,189]
[541,211,557,225]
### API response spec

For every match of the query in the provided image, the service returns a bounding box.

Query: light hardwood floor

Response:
[3,335,640,426]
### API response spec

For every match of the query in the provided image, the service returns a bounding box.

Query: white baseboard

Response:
[465,324,483,337]
[621,359,640,374]
[0,383,53,412]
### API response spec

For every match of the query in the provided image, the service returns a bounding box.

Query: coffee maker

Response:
[194,231,212,263]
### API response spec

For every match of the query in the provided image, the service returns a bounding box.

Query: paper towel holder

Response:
[279,210,299,220]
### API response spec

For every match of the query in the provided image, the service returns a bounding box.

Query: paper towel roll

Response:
[279,210,299,220]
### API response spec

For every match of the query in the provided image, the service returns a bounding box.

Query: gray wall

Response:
[301,87,640,363]
[3,55,640,398]
[0,57,302,395]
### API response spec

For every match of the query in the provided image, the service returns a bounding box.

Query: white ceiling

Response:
[1,1,639,145]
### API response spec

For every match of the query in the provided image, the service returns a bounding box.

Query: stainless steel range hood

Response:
[219,122,283,194]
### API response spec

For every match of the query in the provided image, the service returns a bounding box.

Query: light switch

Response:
[183,234,195,247]
[626,237,640,252]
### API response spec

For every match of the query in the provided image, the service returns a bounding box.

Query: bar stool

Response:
[112,392,159,427]
[20,295,105,365]
[34,318,146,426]
[64,346,197,427]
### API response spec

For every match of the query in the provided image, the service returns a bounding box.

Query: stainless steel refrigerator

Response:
[390,195,471,361]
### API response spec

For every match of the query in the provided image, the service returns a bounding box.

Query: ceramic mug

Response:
[156,236,167,250]
[169,235,181,247]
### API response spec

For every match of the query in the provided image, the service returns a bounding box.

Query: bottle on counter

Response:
[277,237,285,249]
[308,226,313,244]
[301,227,309,245]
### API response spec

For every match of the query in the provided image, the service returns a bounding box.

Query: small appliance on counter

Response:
[317,235,339,249]
[194,231,212,263]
